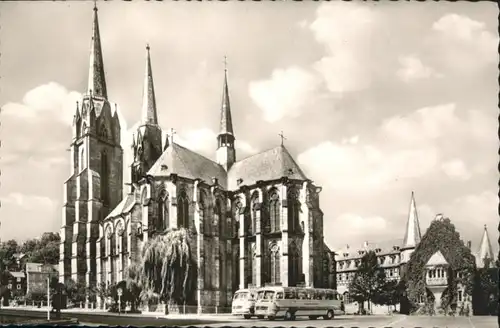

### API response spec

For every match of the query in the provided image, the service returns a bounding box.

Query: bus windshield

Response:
[233,292,253,300]
[257,290,276,300]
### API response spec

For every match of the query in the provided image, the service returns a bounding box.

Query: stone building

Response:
[59,4,336,310]
[335,192,495,308]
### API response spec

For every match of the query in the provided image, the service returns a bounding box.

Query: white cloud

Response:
[310,3,377,94]
[249,66,320,123]
[298,103,494,191]
[441,159,471,180]
[2,82,82,125]
[397,55,442,82]
[341,135,359,145]
[1,192,55,211]
[431,14,498,70]
[327,213,389,248]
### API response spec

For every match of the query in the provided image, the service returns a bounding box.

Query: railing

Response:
[426,277,447,286]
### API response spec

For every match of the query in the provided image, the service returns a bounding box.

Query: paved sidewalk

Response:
[3,305,240,321]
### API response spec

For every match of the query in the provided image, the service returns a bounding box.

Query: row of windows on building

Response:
[147,188,303,237]
[337,267,400,282]
[337,255,400,271]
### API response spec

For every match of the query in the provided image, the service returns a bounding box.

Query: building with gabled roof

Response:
[59,4,335,311]
[334,192,495,309]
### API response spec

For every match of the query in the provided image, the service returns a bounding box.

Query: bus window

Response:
[298,289,307,300]
[276,292,284,299]
[264,291,274,300]
[315,291,323,300]
[257,291,265,299]
[285,290,296,299]
[326,291,334,300]
[306,291,314,299]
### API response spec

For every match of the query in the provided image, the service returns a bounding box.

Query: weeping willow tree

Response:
[139,227,197,314]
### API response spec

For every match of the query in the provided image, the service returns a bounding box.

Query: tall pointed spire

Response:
[402,191,422,249]
[476,224,494,267]
[87,2,108,99]
[219,56,234,136]
[141,44,158,125]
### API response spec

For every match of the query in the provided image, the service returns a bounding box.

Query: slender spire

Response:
[141,44,158,125]
[476,224,494,267]
[87,2,108,99]
[402,191,422,249]
[219,56,234,136]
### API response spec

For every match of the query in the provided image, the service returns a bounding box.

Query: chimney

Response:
[467,241,471,249]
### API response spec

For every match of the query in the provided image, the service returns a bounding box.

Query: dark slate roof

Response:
[106,193,137,219]
[335,238,404,261]
[148,142,228,187]
[227,145,308,190]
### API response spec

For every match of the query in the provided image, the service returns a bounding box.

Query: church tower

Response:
[59,3,123,287]
[476,224,495,268]
[216,58,236,171]
[131,45,162,187]
[400,191,422,265]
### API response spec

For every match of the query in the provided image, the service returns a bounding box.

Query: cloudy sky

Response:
[0,1,497,255]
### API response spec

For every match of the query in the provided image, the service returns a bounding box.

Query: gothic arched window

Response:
[232,199,242,238]
[250,192,258,235]
[246,245,254,287]
[219,248,225,295]
[270,244,281,284]
[100,123,108,140]
[215,198,224,237]
[269,190,280,232]
[287,188,300,232]
[200,192,209,235]
[101,151,109,205]
[79,147,86,172]
[288,242,301,286]
[158,189,168,232]
[121,225,128,257]
[204,243,212,289]
[177,190,189,229]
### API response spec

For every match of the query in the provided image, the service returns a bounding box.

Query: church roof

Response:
[227,145,308,190]
[106,193,136,219]
[402,192,422,249]
[426,250,448,266]
[87,4,107,99]
[334,238,403,261]
[148,142,227,187]
[475,224,495,268]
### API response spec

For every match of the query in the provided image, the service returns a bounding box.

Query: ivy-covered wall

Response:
[400,218,476,314]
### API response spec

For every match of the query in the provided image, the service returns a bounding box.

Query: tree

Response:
[0,240,20,268]
[65,279,86,305]
[348,251,387,314]
[21,233,60,265]
[373,279,404,312]
[138,227,197,314]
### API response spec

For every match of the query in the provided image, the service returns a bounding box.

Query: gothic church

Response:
[59,5,336,309]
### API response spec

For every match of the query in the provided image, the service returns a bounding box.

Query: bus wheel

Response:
[323,310,334,320]
[243,315,251,319]
[284,310,293,321]
[309,315,318,320]
[268,316,275,321]
[257,315,264,319]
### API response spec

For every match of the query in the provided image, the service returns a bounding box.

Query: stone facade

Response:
[59,4,335,310]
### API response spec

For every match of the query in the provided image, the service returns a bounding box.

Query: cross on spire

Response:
[223,55,228,72]
[278,131,287,146]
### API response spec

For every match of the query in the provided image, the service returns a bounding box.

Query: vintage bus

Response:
[254,286,343,321]
[231,288,258,319]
